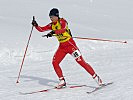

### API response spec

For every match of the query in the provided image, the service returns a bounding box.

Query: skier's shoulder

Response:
[59,18,67,24]
[60,17,66,21]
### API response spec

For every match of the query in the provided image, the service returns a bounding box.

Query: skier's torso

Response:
[51,18,71,43]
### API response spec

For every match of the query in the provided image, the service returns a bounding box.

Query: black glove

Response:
[42,31,55,38]
[46,31,54,38]
[32,20,38,26]
[46,33,52,38]
[50,31,55,34]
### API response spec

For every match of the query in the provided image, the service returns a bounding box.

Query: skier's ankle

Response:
[55,77,66,89]
[92,74,103,86]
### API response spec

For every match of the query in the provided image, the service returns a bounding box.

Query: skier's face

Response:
[50,16,58,23]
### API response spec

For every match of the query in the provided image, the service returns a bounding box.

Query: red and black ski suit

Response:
[35,18,95,78]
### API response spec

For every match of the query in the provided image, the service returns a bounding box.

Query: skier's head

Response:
[49,8,59,22]
[49,8,59,17]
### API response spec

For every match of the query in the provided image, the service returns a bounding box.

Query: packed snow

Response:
[0,0,133,100]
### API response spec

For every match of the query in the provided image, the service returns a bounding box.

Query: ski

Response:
[19,87,56,95]
[19,82,113,95]
[86,82,113,94]
[19,84,93,95]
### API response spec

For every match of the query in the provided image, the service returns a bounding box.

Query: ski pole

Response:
[72,37,127,44]
[44,34,127,44]
[16,16,35,83]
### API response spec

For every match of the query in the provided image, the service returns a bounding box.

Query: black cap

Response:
[49,8,59,17]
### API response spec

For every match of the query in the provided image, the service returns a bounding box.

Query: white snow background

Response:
[0,0,133,100]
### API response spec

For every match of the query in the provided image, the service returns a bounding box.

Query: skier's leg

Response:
[52,47,67,88]
[52,47,66,78]
[69,46,103,86]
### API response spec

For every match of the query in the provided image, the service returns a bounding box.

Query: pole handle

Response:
[33,16,35,21]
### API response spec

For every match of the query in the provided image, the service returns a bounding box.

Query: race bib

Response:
[71,50,81,59]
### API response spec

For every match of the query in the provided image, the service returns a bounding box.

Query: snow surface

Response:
[0,0,133,100]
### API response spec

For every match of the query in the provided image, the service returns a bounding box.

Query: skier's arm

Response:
[35,24,52,32]
[54,19,67,34]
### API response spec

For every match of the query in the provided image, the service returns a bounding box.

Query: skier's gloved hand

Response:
[46,31,55,38]
[50,31,55,34]
[32,20,38,27]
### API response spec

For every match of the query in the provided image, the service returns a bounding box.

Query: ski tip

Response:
[86,91,91,94]
[101,82,113,86]
[124,41,127,43]
[107,82,113,84]
[19,92,27,95]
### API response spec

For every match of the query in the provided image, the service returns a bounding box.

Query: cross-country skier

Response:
[32,8,103,89]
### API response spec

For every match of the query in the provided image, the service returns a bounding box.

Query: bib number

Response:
[71,50,81,59]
